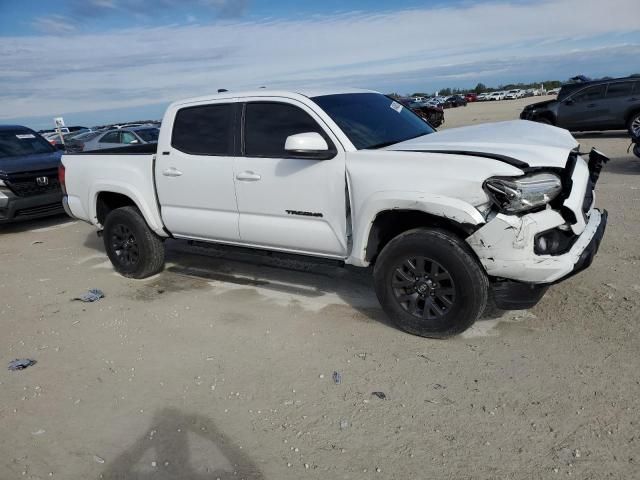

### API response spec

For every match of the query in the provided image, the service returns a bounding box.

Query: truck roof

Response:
[170,87,378,108]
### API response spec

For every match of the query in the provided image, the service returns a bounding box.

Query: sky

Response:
[1,0,639,129]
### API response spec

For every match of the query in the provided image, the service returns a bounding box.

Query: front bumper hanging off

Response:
[467,148,609,309]
[489,209,607,310]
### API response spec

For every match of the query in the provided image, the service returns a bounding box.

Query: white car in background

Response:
[487,91,505,101]
[504,89,524,100]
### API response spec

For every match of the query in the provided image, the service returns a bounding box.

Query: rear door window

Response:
[606,82,634,98]
[172,104,235,155]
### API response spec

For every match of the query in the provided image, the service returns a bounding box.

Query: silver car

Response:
[82,126,159,152]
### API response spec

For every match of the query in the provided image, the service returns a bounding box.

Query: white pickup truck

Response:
[60,88,608,337]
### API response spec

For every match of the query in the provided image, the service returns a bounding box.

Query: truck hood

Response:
[385,120,578,169]
[0,151,62,178]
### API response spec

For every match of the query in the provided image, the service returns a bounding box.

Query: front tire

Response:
[373,228,488,338]
[103,206,165,279]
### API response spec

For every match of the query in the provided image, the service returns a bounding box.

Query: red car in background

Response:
[464,93,478,102]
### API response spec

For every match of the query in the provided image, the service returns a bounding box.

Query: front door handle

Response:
[162,167,183,177]
[236,171,261,181]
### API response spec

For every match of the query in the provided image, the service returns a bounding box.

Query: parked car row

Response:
[411,95,468,109]
[477,88,546,101]
[38,122,161,152]
[65,125,160,153]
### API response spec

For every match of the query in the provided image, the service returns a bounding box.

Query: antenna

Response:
[218,89,228,93]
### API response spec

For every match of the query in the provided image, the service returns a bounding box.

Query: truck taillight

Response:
[58,164,67,194]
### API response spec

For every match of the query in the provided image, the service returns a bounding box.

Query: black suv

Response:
[520,77,640,135]
[0,125,64,224]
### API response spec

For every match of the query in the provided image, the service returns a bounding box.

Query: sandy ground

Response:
[1,97,639,480]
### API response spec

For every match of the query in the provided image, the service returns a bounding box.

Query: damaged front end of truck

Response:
[467,148,609,309]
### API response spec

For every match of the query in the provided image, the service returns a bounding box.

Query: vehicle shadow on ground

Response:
[0,213,71,234]
[82,234,507,330]
[100,407,264,479]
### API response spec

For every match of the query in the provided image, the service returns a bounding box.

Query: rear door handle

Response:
[162,167,183,177]
[236,171,261,181]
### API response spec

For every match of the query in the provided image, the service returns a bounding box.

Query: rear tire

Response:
[373,228,488,338]
[103,206,165,279]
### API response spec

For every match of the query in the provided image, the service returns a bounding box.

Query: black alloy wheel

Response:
[110,223,140,268]
[391,256,456,320]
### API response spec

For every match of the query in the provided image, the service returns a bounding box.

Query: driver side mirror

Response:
[285,132,328,152]
[285,132,332,159]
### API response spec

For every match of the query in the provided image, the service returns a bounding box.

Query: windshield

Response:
[312,93,434,150]
[0,129,55,159]
[134,128,160,142]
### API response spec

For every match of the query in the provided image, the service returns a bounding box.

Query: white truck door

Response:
[233,99,348,257]
[155,100,241,242]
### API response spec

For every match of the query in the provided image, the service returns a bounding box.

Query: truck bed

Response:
[62,148,166,235]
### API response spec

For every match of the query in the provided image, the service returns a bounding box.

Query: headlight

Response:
[484,173,562,213]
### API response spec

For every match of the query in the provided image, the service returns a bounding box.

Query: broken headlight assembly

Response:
[484,173,562,214]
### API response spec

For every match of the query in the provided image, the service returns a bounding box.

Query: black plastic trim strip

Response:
[403,149,529,169]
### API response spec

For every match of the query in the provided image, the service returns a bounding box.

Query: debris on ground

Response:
[93,455,105,464]
[371,391,387,400]
[73,289,105,303]
[332,371,342,384]
[340,419,349,430]
[8,359,37,371]
[31,241,44,245]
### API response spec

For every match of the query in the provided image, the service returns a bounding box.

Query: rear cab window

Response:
[171,104,235,155]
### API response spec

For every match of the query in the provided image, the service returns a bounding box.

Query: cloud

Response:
[5,0,640,122]
[202,0,250,18]
[66,0,249,20]
[31,14,77,35]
